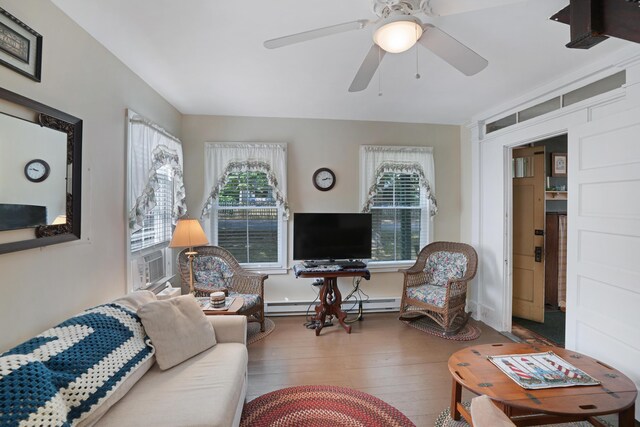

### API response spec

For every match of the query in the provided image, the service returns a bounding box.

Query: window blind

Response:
[130,165,174,253]
[215,171,280,263]
[370,172,428,261]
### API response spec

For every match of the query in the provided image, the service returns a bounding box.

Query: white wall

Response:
[459,124,478,308]
[181,115,462,303]
[459,125,473,245]
[0,0,181,351]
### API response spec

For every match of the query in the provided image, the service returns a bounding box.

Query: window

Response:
[360,145,437,266]
[370,172,428,262]
[214,171,280,264]
[127,110,186,290]
[202,143,289,271]
[130,165,174,253]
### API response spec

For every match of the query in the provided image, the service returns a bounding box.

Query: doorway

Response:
[511,135,567,347]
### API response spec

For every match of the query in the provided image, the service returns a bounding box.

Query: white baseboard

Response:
[265,297,401,316]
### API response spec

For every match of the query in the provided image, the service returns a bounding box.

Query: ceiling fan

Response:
[264,0,502,92]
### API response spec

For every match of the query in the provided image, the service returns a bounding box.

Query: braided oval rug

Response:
[240,385,416,427]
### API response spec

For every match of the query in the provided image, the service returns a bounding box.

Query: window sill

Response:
[136,274,175,293]
[366,261,415,273]
[244,266,289,275]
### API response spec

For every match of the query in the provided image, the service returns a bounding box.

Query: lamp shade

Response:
[169,218,209,248]
[373,15,423,54]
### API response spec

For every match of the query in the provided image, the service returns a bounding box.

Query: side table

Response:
[293,264,370,335]
[198,296,244,316]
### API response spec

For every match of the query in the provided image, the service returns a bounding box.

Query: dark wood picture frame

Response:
[551,152,567,177]
[0,7,42,82]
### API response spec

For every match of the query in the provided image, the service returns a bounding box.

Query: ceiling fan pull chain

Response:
[378,47,383,96]
[415,25,421,79]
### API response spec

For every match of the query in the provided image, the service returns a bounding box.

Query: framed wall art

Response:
[551,152,567,177]
[0,7,42,82]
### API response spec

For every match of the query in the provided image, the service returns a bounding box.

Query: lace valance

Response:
[359,145,437,216]
[128,112,186,231]
[200,143,289,219]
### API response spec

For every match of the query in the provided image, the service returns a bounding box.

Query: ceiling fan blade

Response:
[264,19,371,49]
[425,0,526,16]
[419,24,488,76]
[349,44,386,92]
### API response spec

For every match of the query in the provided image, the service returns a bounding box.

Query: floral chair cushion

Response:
[229,292,261,311]
[193,255,234,287]
[424,251,468,287]
[406,284,446,308]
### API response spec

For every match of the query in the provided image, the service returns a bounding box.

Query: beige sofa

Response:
[95,292,249,427]
[0,291,247,427]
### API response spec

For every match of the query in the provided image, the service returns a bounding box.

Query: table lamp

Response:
[169,218,209,294]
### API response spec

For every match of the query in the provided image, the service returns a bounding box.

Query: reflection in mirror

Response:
[0,87,82,254]
[0,113,67,229]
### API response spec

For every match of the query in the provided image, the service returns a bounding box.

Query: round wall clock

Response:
[312,168,336,191]
[24,159,50,183]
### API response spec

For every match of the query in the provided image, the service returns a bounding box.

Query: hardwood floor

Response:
[246,313,510,427]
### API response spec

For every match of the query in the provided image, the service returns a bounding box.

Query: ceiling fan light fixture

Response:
[373,15,423,53]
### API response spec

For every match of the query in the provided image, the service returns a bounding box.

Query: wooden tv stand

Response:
[293,264,370,336]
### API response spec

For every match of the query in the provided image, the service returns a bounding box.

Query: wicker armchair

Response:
[399,241,478,335]
[177,246,268,331]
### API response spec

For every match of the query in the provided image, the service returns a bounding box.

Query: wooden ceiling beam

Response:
[550,0,640,49]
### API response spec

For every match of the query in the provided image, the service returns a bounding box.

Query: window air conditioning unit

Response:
[143,250,166,284]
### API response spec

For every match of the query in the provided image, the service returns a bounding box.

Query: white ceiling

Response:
[53,0,630,124]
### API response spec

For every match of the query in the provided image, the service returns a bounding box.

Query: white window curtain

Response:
[128,112,186,231]
[201,143,289,220]
[359,145,437,215]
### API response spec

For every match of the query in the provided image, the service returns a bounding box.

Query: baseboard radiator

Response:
[265,297,401,316]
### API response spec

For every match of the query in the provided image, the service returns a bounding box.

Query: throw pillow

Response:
[113,290,157,311]
[138,295,216,370]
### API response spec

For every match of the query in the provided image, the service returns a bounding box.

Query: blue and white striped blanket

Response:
[0,303,154,426]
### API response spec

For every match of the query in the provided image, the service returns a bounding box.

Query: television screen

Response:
[0,204,47,231]
[293,213,372,261]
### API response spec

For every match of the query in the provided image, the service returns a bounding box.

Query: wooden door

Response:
[512,146,545,322]
[567,108,640,419]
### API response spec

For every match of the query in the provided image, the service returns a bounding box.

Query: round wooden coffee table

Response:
[448,343,637,426]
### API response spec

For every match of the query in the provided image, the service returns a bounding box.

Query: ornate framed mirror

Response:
[0,87,82,254]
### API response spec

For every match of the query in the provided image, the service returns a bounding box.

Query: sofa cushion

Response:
[77,357,155,427]
[138,295,216,370]
[113,290,157,311]
[94,343,248,427]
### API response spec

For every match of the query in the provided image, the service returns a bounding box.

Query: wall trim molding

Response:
[472,45,640,126]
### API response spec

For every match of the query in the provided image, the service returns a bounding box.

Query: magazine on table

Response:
[487,351,600,390]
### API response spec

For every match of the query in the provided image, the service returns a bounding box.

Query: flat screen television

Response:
[293,213,372,262]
